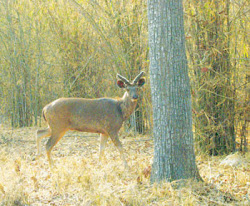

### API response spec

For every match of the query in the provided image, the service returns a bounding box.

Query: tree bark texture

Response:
[148,0,201,182]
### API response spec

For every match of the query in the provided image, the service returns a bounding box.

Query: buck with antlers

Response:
[35,71,145,169]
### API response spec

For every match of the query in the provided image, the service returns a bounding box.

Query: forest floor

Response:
[0,126,249,205]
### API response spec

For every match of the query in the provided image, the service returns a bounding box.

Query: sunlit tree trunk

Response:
[148,0,201,182]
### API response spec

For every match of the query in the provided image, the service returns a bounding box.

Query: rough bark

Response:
[148,0,202,182]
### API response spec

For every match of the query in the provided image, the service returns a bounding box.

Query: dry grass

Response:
[0,126,249,206]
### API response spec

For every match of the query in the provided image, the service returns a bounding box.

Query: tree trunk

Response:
[148,0,201,182]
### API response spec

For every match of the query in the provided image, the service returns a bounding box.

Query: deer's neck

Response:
[119,92,137,121]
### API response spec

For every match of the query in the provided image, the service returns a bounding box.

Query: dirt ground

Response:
[0,126,249,205]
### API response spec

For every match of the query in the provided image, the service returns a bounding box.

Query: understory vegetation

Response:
[0,0,248,154]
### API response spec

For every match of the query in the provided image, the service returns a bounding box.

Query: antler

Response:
[117,74,131,85]
[132,71,144,84]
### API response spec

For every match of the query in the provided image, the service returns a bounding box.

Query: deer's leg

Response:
[110,133,129,169]
[99,133,108,162]
[35,127,51,159]
[46,130,66,169]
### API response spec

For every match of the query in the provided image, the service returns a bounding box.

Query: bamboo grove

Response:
[0,0,249,155]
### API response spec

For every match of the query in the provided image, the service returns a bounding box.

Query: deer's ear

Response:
[117,80,125,88]
[138,78,145,87]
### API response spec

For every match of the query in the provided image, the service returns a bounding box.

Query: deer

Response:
[35,71,145,169]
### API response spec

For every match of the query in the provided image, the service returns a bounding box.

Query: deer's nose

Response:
[132,94,138,99]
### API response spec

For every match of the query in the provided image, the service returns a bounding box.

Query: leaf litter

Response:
[0,127,249,205]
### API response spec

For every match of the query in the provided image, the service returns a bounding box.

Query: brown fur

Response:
[35,72,145,169]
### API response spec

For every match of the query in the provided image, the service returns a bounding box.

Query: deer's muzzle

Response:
[132,94,138,99]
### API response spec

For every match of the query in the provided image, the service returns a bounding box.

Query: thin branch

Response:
[66,0,120,70]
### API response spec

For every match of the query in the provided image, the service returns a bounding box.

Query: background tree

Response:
[148,0,201,182]
[185,0,249,154]
[0,0,248,153]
